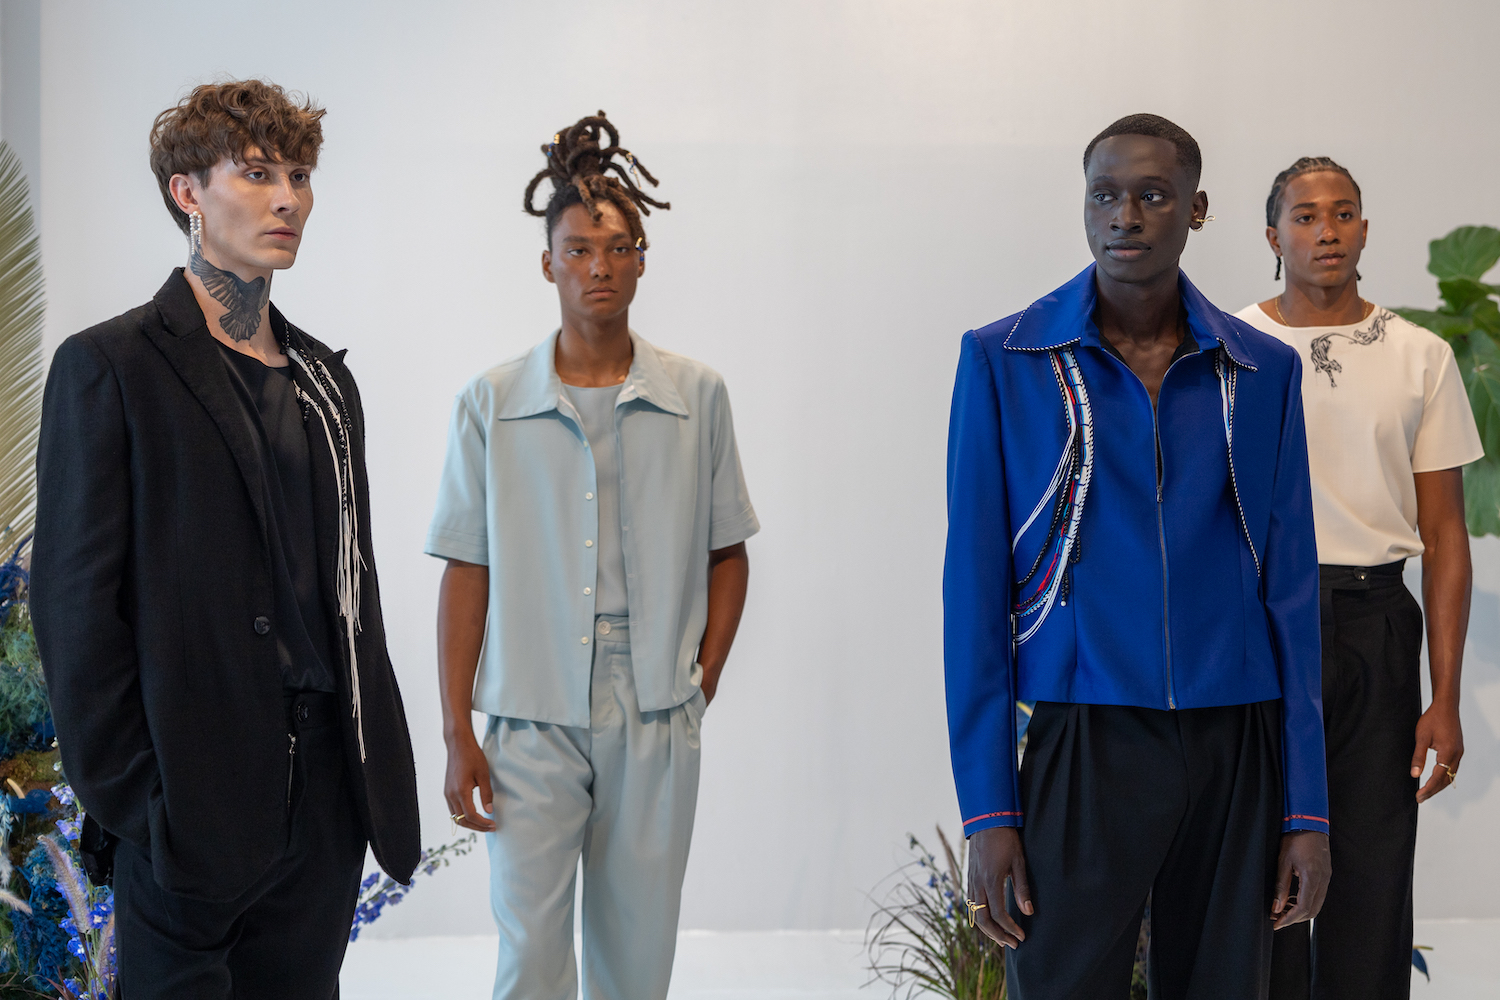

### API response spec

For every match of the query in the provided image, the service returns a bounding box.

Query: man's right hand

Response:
[443,733,496,833]
[437,560,493,833]
[966,826,1033,948]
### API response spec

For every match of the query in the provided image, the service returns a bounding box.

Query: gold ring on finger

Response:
[964,898,987,927]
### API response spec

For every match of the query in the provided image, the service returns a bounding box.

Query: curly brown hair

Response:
[149,79,326,235]
[523,111,669,249]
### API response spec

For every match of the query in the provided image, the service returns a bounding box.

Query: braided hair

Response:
[1265,156,1362,279]
[523,110,670,250]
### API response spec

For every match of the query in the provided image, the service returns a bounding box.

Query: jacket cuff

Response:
[1282,814,1329,835]
[962,810,1024,837]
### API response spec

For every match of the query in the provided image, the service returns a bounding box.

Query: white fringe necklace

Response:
[287,345,368,762]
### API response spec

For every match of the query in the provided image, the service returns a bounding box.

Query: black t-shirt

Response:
[217,341,338,693]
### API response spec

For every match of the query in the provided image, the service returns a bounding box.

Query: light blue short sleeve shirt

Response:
[426,331,760,727]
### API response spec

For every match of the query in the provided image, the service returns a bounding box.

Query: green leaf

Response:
[1463,456,1500,537]
[1391,306,1473,341]
[1464,331,1500,461]
[0,142,44,547]
[1429,225,1500,282]
[1438,277,1497,314]
[1472,297,1500,336]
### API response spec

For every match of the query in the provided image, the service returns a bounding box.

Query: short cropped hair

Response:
[1082,113,1202,186]
[149,79,326,234]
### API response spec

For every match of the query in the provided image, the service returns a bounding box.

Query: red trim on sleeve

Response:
[962,811,1023,827]
[1284,814,1328,824]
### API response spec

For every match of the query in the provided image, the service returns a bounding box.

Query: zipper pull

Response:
[286,734,298,806]
[1157,482,1163,503]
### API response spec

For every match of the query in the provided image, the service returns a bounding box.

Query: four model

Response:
[23,81,1487,999]
[426,113,757,1000]
[31,81,420,999]
[945,115,1331,998]
[1237,156,1480,1000]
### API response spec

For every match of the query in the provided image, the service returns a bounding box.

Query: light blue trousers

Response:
[483,616,704,1000]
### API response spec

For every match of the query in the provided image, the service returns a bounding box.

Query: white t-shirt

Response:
[1234,303,1484,566]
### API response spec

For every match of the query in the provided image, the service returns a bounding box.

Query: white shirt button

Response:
[581,636,590,644]
[585,539,594,548]
[584,587,592,595]
[586,492,594,500]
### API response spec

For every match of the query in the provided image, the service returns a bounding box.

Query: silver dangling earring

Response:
[188,211,204,257]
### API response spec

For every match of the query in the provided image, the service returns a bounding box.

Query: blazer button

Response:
[254,616,272,635]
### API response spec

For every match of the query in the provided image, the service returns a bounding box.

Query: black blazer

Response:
[32,271,419,901]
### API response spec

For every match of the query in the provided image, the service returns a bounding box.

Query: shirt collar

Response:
[496,330,690,421]
[1003,263,1258,370]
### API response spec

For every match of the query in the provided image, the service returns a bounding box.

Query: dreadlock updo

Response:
[1265,156,1363,279]
[523,110,670,250]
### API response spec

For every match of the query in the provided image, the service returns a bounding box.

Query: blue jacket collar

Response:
[1003,264,1258,370]
[497,330,690,421]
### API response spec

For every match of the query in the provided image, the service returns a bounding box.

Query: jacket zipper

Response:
[1153,404,1175,710]
[1112,350,1189,711]
[286,733,298,807]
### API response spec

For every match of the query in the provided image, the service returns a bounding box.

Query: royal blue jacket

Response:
[944,265,1328,839]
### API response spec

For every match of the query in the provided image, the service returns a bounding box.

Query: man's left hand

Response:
[1271,830,1330,930]
[1412,701,1464,803]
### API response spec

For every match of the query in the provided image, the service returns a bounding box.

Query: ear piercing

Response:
[188,211,204,257]
[636,236,646,264]
[1191,215,1216,230]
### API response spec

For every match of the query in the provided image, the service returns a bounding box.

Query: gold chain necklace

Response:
[1273,295,1373,327]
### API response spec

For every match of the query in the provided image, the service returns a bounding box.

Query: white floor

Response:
[341,920,1500,999]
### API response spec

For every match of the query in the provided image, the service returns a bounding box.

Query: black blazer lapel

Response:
[141,270,270,547]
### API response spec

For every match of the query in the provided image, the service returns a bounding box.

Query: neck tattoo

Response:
[189,244,270,343]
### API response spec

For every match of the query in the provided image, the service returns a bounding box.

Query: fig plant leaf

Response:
[1393,224,1500,536]
[1427,225,1500,282]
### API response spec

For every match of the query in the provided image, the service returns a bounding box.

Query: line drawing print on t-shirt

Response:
[1309,309,1391,388]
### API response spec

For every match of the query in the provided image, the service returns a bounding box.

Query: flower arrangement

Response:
[865,828,1006,999]
[349,834,478,942]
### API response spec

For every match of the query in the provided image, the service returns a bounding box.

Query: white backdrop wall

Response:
[22,0,1500,935]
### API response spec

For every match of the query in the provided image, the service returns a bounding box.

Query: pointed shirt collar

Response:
[1002,264,1258,370]
[496,330,691,421]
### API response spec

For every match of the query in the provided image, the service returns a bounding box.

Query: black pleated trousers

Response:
[1005,699,1284,1000]
[115,692,366,1000]
[1270,561,1423,1000]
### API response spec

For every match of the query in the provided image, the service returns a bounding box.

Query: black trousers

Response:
[1271,562,1423,1000]
[116,693,366,1000]
[1005,700,1284,1000]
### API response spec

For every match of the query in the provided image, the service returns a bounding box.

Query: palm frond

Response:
[0,141,44,546]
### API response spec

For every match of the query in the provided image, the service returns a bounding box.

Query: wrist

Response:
[1427,689,1461,712]
[443,717,477,746]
